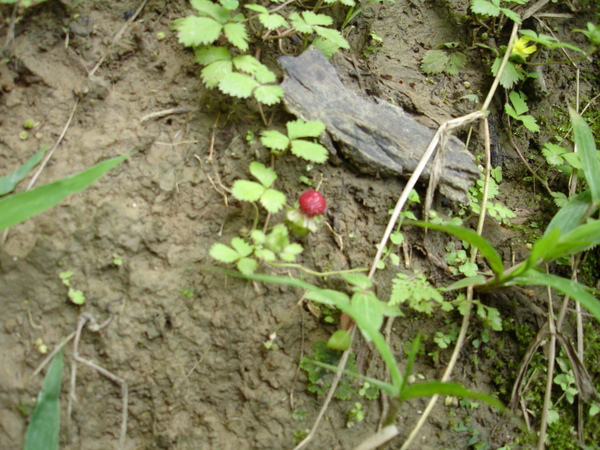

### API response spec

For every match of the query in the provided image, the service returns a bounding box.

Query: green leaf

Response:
[287,119,326,140]
[280,243,303,262]
[231,179,265,202]
[312,37,340,59]
[253,85,284,105]
[542,143,567,166]
[232,54,263,74]
[519,115,540,133]
[260,130,290,152]
[0,146,47,196]
[260,188,286,213]
[547,220,600,260]
[254,65,277,84]
[301,11,332,27]
[351,292,383,341]
[24,349,64,450]
[237,257,258,274]
[201,60,234,88]
[410,221,504,277]
[249,161,277,188]
[220,0,238,10]
[442,275,488,291]
[0,154,128,232]
[290,140,329,163]
[210,242,241,263]
[492,58,522,89]
[500,8,521,24]
[231,237,253,257]
[390,272,445,314]
[470,0,500,17]
[545,190,593,237]
[570,108,600,203]
[421,50,450,75]
[513,271,600,323]
[244,4,268,13]
[508,91,529,116]
[68,288,85,305]
[223,22,249,51]
[327,329,352,351]
[190,0,231,23]
[305,289,350,307]
[400,381,504,410]
[177,16,223,47]
[218,72,258,98]
[314,26,350,50]
[446,52,467,75]
[195,46,231,65]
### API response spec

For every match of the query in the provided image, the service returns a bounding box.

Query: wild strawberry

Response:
[298,190,326,217]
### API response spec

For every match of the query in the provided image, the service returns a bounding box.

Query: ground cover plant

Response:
[2,0,600,448]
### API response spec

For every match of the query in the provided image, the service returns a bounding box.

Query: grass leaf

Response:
[0,154,128,232]
[570,108,600,203]
[545,190,593,237]
[0,146,47,196]
[24,349,64,450]
[400,380,504,410]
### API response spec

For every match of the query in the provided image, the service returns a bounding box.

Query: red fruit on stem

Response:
[299,190,326,217]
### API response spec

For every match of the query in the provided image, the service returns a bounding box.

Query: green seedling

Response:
[180,287,194,298]
[346,402,364,428]
[244,4,289,31]
[112,253,124,266]
[261,119,329,163]
[231,162,286,214]
[445,241,479,277]
[470,0,524,24]
[59,271,85,305]
[504,90,539,133]
[389,272,446,314]
[466,167,516,224]
[289,11,349,53]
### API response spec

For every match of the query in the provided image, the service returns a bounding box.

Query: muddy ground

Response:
[1,0,599,448]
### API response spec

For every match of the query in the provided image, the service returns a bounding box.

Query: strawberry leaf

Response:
[260,130,290,151]
[230,237,253,257]
[178,16,223,47]
[210,242,241,263]
[290,140,329,163]
[232,55,263,74]
[249,161,277,188]
[287,119,326,140]
[223,22,249,51]
[261,188,286,213]
[231,179,265,202]
[237,257,258,275]
[201,60,234,88]
[195,46,231,65]
[218,72,258,98]
[314,26,349,49]
[253,85,284,105]
[190,0,231,23]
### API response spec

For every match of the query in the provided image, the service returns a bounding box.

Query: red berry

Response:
[299,190,327,217]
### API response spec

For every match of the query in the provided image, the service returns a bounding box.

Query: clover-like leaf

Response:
[237,257,258,274]
[254,65,277,84]
[287,119,326,140]
[201,60,234,88]
[290,141,328,163]
[232,55,263,74]
[261,130,290,152]
[178,16,223,47]
[301,11,332,27]
[259,12,289,30]
[249,161,277,188]
[210,242,241,263]
[280,243,303,262]
[230,237,253,257]
[231,179,265,202]
[223,22,249,51]
[218,72,259,98]
[261,188,286,213]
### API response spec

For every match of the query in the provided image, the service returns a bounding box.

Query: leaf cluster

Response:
[421,43,467,76]
[261,119,328,163]
[231,161,286,213]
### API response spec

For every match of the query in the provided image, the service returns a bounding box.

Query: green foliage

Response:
[504,91,539,133]
[470,0,524,24]
[245,4,289,30]
[289,11,349,52]
[260,119,328,163]
[24,348,63,450]
[467,167,516,224]
[421,43,467,76]
[59,271,86,305]
[231,162,286,213]
[0,154,128,232]
[389,272,448,314]
[0,146,47,196]
[0,0,46,7]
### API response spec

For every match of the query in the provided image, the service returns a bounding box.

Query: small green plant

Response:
[389,272,447,314]
[231,162,286,214]
[346,402,364,428]
[421,42,467,76]
[261,119,329,164]
[180,287,194,298]
[112,253,124,266]
[504,90,539,133]
[465,166,516,224]
[59,271,86,305]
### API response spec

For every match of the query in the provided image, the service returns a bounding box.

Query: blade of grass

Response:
[0,146,48,196]
[0,154,129,231]
[570,108,600,204]
[24,348,64,450]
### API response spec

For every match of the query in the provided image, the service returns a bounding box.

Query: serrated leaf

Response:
[504,104,518,120]
[446,52,467,75]
[259,12,289,30]
[230,237,253,257]
[178,16,222,47]
[249,161,277,188]
[190,0,231,23]
[302,11,332,27]
[232,55,263,74]
[561,152,582,169]
[290,140,329,163]
[492,58,522,89]
[223,22,249,51]
[195,46,231,65]
[210,242,241,263]
[471,0,500,17]
[519,115,540,133]
[220,0,239,10]
[312,37,340,59]
[500,7,521,24]
[231,179,265,202]
[421,50,450,75]
[218,72,258,98]
[260,188,286,213]
[280,243,303,262]
[237,257,258,274]
[253,85,284,105]
[201,60,234,88]
[254,65,277,84]
[289,12,312,34]
[255,248,276,261]
[314,26,350,49]
[509,91,529,116]
[260,130,290,151]
[287,119,326,140]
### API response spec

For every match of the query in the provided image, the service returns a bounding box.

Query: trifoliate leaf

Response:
[280,243,303,262]
[231,179,265,202]
[508,91,529,115]
[250,229,266,245]
[289,12,312,34]
[255,248,276,262]
[447,52,467,75]
[230,237,253,257]
[237,257,258,275]
[218,72,258,98]
[302,11,332,27]
[470,0,500,17]
[260,130,290,151]
[210,242,241,263]
[491,58,522,89]
[253,85,284,105]
[542,143,567,166]
[249,161,277,188]
[232,55,263,74]
[223,22,249,51]
[261,188,287,213]
[190,0,231,23]
[220,0,239,11]
[519,115,540,133]
[178,16,223,47]
[254,65,277,84]
[201,60,234,88]
[290,141,329,163]
[195,46,231,65]
[287,119,326,140]
[314,26,350,49]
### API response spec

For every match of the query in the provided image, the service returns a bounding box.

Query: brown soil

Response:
[1,0,598,449]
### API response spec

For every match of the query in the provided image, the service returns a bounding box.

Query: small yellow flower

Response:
[511,37,537,59]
